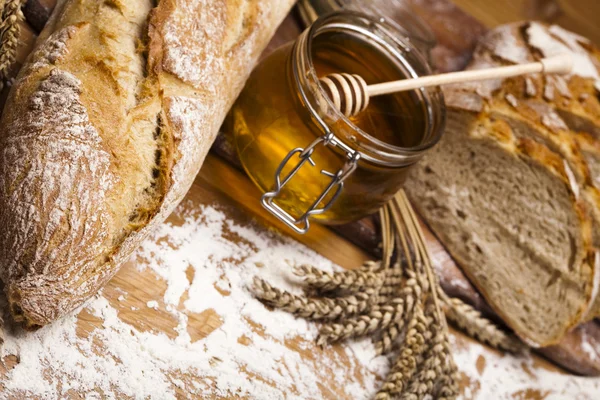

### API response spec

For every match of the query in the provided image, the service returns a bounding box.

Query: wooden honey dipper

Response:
[319,54,574,117]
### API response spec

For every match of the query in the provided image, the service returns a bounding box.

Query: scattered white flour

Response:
[1,202,599,399]
[146,300,159,310]
[452,334,600,399]
[1,203,388,399]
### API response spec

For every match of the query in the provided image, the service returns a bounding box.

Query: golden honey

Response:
[231,12,445,231]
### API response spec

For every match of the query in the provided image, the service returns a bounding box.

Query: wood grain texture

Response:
[452,0,600,45]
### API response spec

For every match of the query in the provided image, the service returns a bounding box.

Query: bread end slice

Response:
[407,105,597,346]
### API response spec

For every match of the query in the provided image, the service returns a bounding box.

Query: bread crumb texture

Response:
[407,21,600,347]
[0,0,294,328]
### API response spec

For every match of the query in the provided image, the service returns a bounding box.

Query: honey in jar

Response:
[230,11,445,233]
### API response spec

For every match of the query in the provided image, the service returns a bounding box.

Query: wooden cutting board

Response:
[1,0,600,398]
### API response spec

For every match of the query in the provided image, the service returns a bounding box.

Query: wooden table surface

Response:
[1,0,600,399]
[453,0,600,45]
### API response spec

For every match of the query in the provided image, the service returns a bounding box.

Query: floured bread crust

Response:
[0,0,294,329]
[406,22,600,346]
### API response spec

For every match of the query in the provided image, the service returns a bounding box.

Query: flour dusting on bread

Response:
[483,24,531,64]
[29,26,75,69]
[0,68,113,327]
[527,22,600,83]
[0,0,295,328]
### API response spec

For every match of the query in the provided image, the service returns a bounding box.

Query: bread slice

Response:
[406,22,600,347]
[0,0,294,329]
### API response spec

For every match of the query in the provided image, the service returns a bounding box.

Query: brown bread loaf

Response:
[0,0,294,329]
[405,21,600,347]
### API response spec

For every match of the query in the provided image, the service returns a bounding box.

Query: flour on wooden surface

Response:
[2,203,600,399]
[452,334,600,399]
[1,203,388,399]
[146,300,159,310]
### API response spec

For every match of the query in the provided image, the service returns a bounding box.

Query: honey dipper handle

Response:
[367,54,574,97]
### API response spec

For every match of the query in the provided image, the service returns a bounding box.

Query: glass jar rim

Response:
[295,10,446,166]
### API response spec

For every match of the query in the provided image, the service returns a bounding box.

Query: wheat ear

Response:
[0,0,24,85]
[294,264,384,293]
[317,295,411,345]
[442,293,524,353]
[252,277,380,320]
[436,370,460,400]
[375,306,432,399]
[400,310,458,400]
[374,277,423,355]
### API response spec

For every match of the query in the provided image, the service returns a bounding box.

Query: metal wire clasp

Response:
[261,133,360,234]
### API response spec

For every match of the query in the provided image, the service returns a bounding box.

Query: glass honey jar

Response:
[230,11,445,233]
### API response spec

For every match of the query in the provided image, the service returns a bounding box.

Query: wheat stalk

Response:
[400,330,452,400]
[251,189,521,400]
[375,306,432,399]
[0,0,24,87]
[385,194,460,400]
[294,264,384,293]
[252,277,380,320]
[316,298,404,345]
[441,293,524,353]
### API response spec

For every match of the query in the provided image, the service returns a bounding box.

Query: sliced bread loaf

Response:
[405,22,600,347]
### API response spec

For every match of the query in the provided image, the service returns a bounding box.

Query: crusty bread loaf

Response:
[0,0,294,329]
[405,21,600,347]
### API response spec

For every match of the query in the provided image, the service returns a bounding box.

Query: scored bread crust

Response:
[0,0,294,329]
[406,21,600,347]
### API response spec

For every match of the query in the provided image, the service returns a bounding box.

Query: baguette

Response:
[405,21,600,347]
[0,0,294,329]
